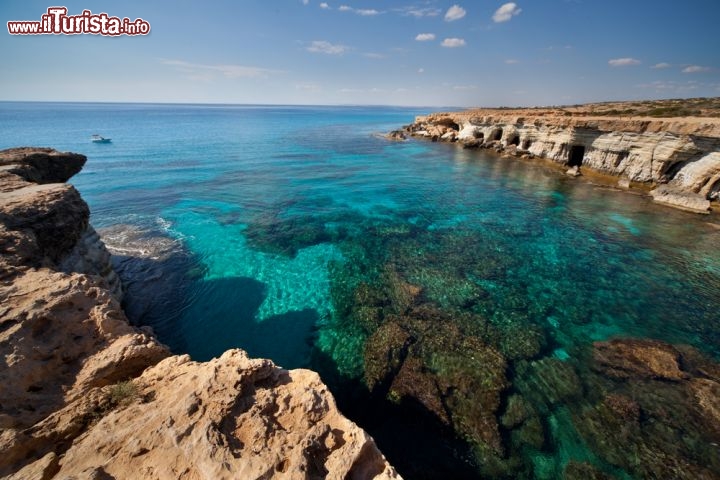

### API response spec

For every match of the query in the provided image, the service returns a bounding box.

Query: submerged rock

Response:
[514,357,583,413]
[562,461,616,480]
[593,338,687,380]
[500,394,534,429]
[571,338,720,479]
[385,130,407,141]
[244,214,335,257]
[364,305,508,456]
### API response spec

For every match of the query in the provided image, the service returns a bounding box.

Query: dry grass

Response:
[559,97,720,118]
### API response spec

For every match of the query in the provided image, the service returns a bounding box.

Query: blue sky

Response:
[2,0,719,106]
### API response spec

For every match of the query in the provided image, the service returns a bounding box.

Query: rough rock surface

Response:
[649,184,711,213]
[54,350,397,480]
[0,148,399,480]
[574,338,720,479]
[404,103,720,213]
[364,303,508,456]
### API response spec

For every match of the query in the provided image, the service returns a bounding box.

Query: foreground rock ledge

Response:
[0,148,399,480]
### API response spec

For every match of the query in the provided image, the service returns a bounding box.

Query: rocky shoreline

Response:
[3,146,720,479]
[0,148,398,479]
[393,107,720,214]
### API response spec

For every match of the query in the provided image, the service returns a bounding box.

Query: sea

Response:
[2,102,719,479]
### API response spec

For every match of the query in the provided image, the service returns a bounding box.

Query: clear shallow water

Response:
[2,102,719,479]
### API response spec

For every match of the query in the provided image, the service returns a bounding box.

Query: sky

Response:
[1,0,719,107]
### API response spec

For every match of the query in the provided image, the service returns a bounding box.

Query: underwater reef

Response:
[244,203,720,479]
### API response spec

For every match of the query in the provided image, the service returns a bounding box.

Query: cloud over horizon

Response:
[493,3,522,23]
[445,5,467,22]
[307,40,349,54]
[683,65,711,73]
[339,5,380,15]
[397,6,442,17]
[415,33,436,41]
[609,57,641,67]
[441,38,466,48]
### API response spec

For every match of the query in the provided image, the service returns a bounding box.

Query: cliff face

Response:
[0,148,398,480]
[406,110,720,213]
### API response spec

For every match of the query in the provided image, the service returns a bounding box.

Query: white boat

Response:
[91,134,112,143]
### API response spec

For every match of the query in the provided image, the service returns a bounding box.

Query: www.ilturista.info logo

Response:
[7,7,150,36]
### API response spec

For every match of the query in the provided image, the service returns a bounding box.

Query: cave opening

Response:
[521,139,532,150]
[492,128,503,141]
[508,135,520,146]
[569,145,585,167]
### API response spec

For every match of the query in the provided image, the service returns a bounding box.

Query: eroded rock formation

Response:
[0,148,398,480]
[405,108,720,213]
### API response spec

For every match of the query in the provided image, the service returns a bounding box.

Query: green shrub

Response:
[108,380,138,406]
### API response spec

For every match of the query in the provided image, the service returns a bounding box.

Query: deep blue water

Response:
[2,102,719,479]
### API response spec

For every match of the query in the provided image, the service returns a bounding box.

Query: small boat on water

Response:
[91,134,112,143]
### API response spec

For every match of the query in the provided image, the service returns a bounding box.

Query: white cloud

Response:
[683,65,710,73]
[415,33,436,41]
[396,6,442,17]
[608,57,641,67]
[320,2,330,8]
[441,38,466,48]
[338,5,381,15]
[307,40,349,55]
[162,60,280,79]
[302,0,309,4]
[445,5,466,21]
[418,68,425,73]
[492,3,522,23]
[363,52,386,59]
[651,62,671,69]
[504,59,519,64]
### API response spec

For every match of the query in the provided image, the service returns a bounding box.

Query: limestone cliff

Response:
[405,106,720,213]
[0,148,398,480]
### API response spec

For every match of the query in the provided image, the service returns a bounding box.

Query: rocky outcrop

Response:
[0,148,398,479]
[364,308,508,456]
[52,350,396,480]
[573,338,720,479]
[405,107,720,213]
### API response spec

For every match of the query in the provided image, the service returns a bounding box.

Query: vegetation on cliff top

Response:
[469,97,720,119]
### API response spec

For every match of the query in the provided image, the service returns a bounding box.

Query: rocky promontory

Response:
[0,148,398,479]
[402,98,720,213]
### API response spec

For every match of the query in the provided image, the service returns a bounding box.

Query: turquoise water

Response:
[2,102,719,479]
